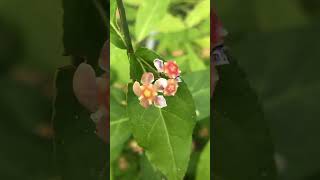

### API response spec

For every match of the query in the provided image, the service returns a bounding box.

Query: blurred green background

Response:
[216,0,320,180]
[0,0,69,179]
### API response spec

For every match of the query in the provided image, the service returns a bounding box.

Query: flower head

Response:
[154,59,182,79]
[164,79,179,96]
[133,72,167,108]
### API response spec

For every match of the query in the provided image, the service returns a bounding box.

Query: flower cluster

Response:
[133,59,181,109]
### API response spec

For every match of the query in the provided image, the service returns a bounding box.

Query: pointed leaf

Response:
[128,82,196,180]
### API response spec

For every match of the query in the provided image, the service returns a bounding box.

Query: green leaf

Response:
[129,53,145,81]
[110,23,126,49]
[185,44,206,72]
[185,0,210,27]
[156,14,186,33]
[140,155,162,180]
[127,82,196,180]
[135,0,170,41]
[183,69,210,121]
[110,87,131,162]
[196,141,210,180]
[213,59,277,180]
[110,43,130,83]
[110,0,117,22]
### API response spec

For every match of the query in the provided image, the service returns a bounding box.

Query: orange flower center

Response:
[141,84,157,100]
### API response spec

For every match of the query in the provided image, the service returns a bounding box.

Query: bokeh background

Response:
[216,0,320,180]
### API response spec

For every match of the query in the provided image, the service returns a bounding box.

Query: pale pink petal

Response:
[140,98,150,108]
[73,63,98,112]
[153,58,164,72]
[133,81,141,96]
[141,72,154,85]
[154,95,167,108]
[154,78,168,92]
[164,79,179,96]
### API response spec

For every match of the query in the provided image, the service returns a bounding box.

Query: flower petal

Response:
[154,95,167,108]
[154,78,167,92]
[141,72,154,85]
[133,81,141,96]
[73,63,98,112]
[153,58,164,72]
[164,79,179,96]
[140,98,150,108]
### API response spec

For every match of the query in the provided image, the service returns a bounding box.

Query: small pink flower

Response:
[164,61,181,79]
[153,59,181,79]
[133,72,167,108]
[164,79,179,96]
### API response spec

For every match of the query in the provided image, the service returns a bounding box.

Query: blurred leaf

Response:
[231,27,320,180]
[196,141,210,180]
[127,81,196,180]
[213,59,277,180]
[157,14,186,33]
[194,36,210,48]
[110,23,126,49]
[110,0,117,22]
[125,0,143,6]
[184,69,210,121]
[110,87,131,162]
[110,43,130,83]
[185,44,206,72]
[185,0,210,27]
[135,0,170,41]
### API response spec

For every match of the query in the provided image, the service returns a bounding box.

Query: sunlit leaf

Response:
[185,0,210,27]
[110,87,131,162]
[156,14,186,33]
[110,43,130,83]
[196,141,210,180]
[135,0,170,41]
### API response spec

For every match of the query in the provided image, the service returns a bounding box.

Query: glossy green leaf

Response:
[127,82,196,180]
[183,69,210,121]
[135,0,170,41]
[110,87,131,162]
[110,23,126,49]
[196,141,210,180]
[185,0,210,27]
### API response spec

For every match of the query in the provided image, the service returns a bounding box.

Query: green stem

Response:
[116,0,134,54]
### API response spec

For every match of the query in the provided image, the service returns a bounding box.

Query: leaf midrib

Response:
[158,108,178,179]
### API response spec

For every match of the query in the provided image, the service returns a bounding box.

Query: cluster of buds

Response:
[133,59,182,109]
